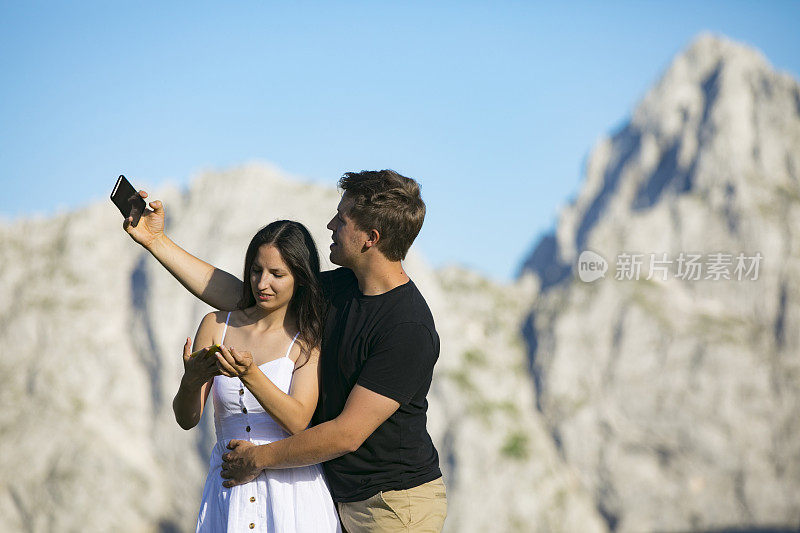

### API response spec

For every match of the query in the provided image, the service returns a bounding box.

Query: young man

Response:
[123,170,446,532]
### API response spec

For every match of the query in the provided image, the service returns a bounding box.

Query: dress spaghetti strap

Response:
[221,312,231,344]
[283,332,301,360]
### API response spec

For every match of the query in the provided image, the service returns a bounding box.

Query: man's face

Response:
[326,194,368,267]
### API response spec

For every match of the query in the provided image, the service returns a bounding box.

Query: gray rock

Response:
[522,33,800,532]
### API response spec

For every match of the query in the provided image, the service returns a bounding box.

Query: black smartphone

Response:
[110,175,146,227]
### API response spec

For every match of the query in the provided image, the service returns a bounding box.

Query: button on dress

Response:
[195,314,341,532]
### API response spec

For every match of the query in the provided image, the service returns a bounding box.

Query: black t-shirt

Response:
[317,267,442,502]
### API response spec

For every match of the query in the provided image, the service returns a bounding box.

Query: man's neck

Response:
[352,259,410,296]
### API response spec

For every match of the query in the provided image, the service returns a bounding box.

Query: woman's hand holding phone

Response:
[123,190,166,249]
[182,338,221,389]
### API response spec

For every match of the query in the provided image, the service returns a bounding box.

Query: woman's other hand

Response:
[182,338,221,388]
[123,190,165,249]
[216,345,254,378]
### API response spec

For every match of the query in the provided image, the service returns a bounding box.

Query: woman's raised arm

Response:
[123,190,242,311]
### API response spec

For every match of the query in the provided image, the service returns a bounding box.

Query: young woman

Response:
[172,220,341,533]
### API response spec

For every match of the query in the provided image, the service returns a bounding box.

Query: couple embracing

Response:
[123,170,447,532]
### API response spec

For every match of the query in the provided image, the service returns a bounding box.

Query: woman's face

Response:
[249,244,296,312]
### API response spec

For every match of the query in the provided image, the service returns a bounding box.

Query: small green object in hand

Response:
[189,344,222,359]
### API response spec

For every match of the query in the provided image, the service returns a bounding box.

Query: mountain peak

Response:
[521,32,800,287]
[683,32,765,66]
[633,31,789,139]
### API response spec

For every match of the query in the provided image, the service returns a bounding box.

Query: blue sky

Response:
[2,1,798,281]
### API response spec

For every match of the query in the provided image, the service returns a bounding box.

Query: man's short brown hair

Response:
[338,170,426,261]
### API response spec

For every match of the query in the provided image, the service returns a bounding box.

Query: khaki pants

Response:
[337,477,447,533]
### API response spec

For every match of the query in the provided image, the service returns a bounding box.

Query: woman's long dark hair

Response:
[237,220,325,364]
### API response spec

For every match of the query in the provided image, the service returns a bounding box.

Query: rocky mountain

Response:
[0,164,604,532]
[521,34,800,531]
[4,32,798,533]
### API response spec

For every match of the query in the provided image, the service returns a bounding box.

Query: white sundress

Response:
[195,312,341,532]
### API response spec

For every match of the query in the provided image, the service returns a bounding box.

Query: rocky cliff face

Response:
[521,34,800,531]
[0,164,604,532]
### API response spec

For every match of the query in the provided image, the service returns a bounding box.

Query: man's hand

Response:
[123,190,165,249]
[216,346,254,378]
[221,440,262,488]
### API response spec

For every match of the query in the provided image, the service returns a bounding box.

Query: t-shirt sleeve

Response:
[356,322,438,404]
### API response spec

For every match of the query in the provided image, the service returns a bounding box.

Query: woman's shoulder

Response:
[198,310,233,330]
[193,310,232,345]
